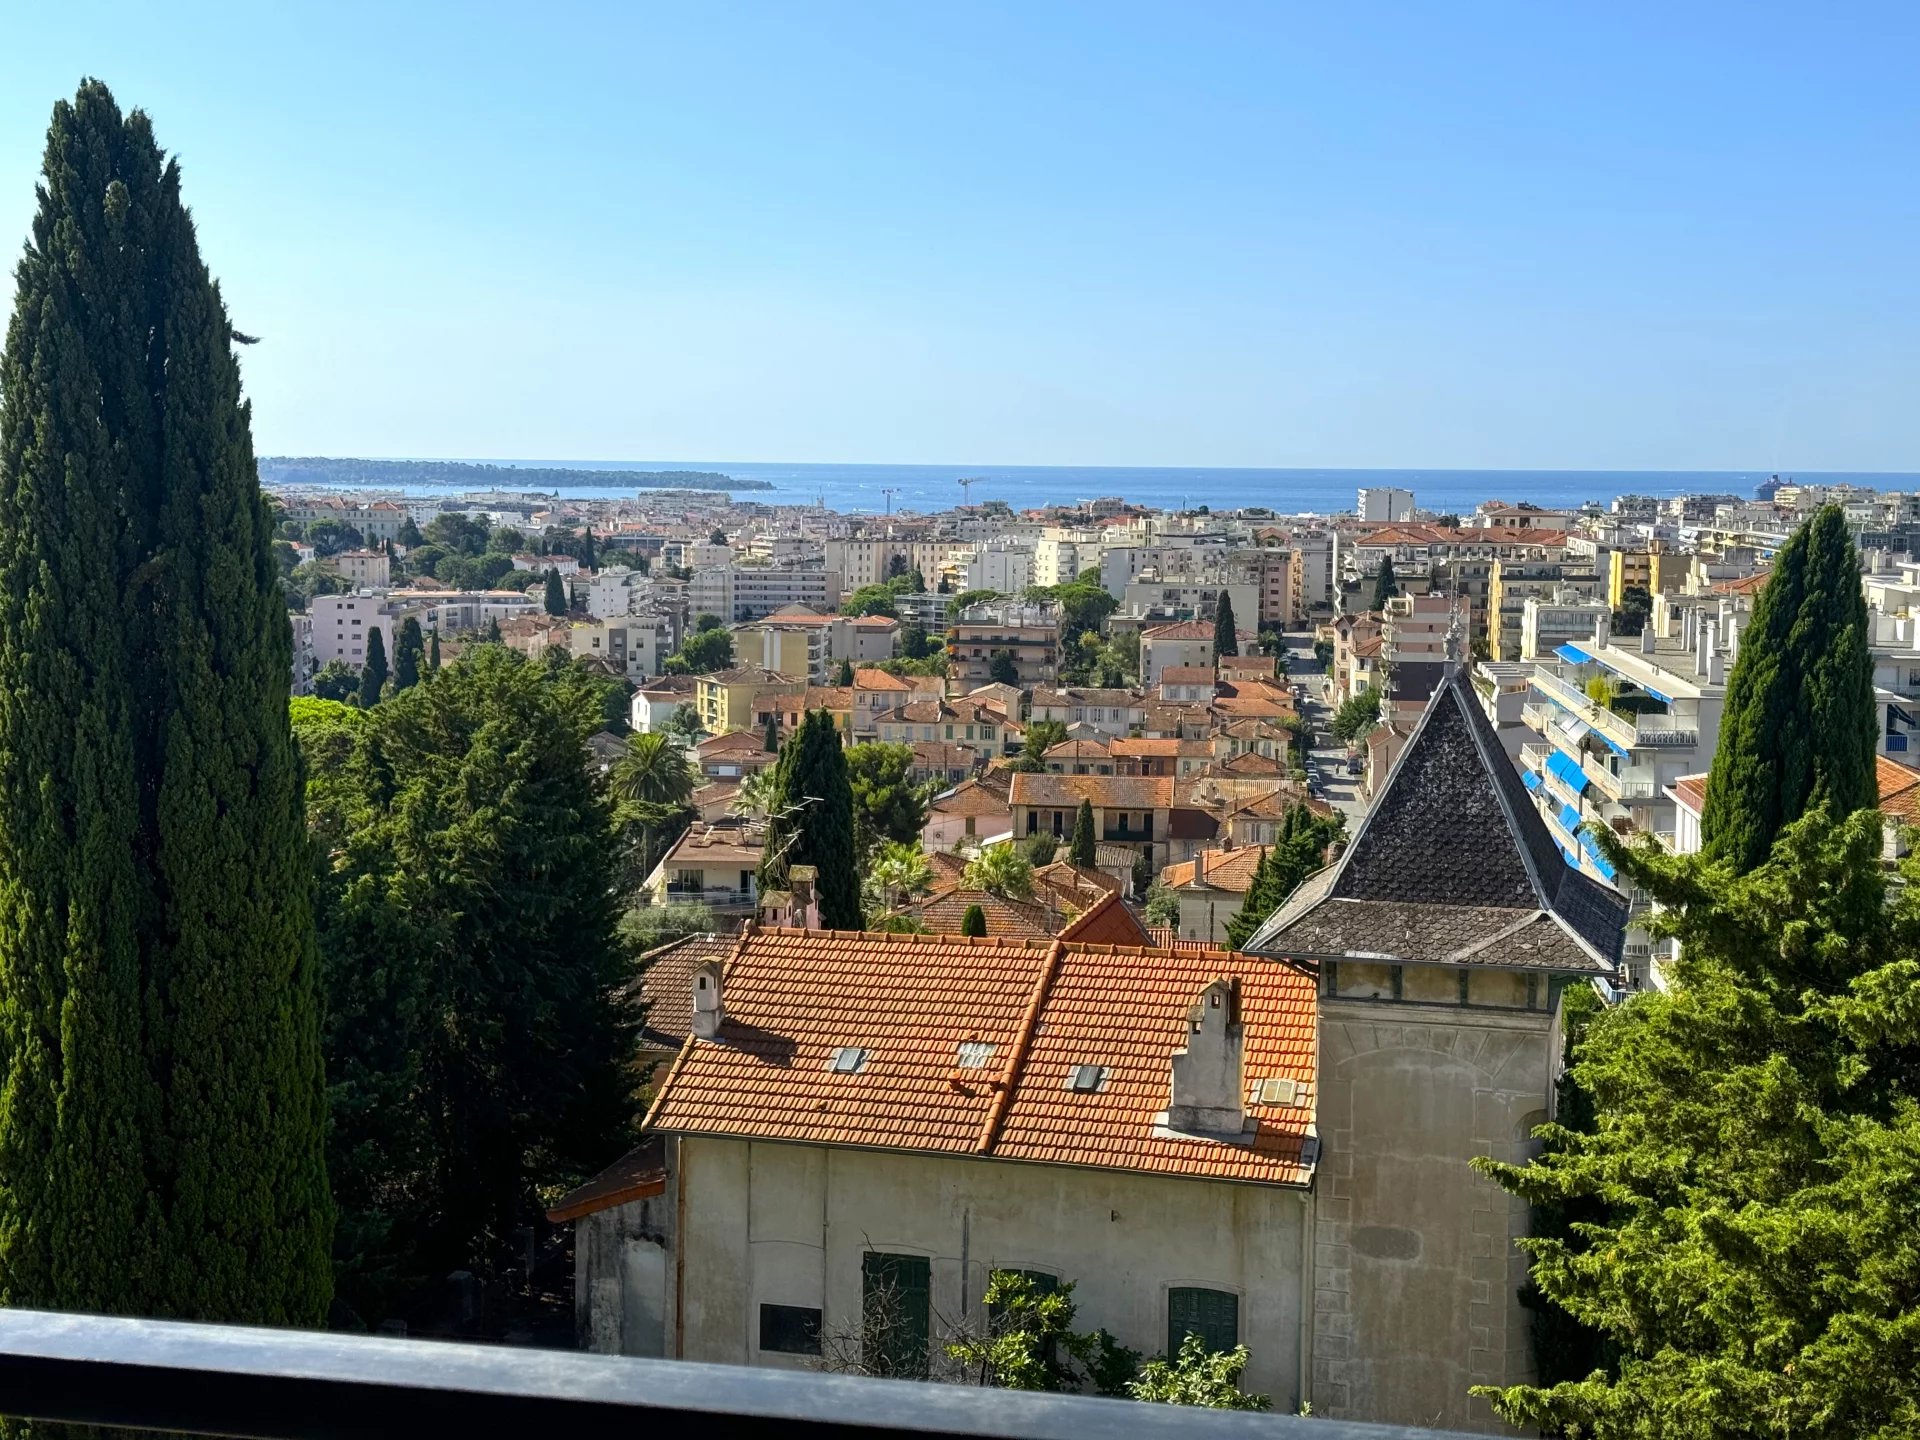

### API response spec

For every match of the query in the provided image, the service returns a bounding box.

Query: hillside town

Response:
[259,472,1917,1430]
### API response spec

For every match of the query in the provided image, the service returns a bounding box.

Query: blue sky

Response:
[2,1,1917,470]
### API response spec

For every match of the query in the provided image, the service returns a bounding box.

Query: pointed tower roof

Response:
[1247,670,1624,972]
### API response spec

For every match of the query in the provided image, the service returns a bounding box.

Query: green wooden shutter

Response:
[1167,1286,1240,1353]
[862,1252,931,1377]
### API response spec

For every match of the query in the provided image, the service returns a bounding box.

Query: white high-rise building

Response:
[1357,486,1415,522]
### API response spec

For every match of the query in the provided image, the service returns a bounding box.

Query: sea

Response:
[315,461,1920,516]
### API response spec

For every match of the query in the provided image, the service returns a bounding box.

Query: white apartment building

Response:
[310,592,396,670]
[590,566,647,619]
[328,549,390,588]
[689,563,834,622]
[512,552,579,576]
[1520,595,1614,661]
[963,541,1035,595]
[1032,528,1101,587]
[1288,530,1335,612]
[1356,486,1414,523]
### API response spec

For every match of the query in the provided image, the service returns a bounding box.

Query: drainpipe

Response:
[1298,1185,1315,1413]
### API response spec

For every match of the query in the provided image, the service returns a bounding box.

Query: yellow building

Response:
[1608,544,1683,609]
[694,667,803,735]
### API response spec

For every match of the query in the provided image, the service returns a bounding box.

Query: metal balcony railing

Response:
[0,1309,1479,1440]
[661,886,757,908]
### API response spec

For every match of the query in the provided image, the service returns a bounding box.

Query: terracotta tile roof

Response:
[1159,666,1217,686]
[1043,739,1113,760]
[1110,737,1182,757]
[1161,845,1268,894]
[1141,621,1216,641]
[900,885,1053,938]
[930,778,1013,816]
[1673,760,1920,822]
[851,615,901,628]
[630,932,737,1048]
[1669,773,1708,817]
[1214,751,1285,776]
[646,928,1316,1187]
[1056,890,1155,947]
[698,730,766,755]
[1148,926,1219,952]
[909,741,987,772]
[546,1135,668,1223]
[853,668,915,690]
[1033,860,1122,905]
[802,685,856,710]
[1712,572,1770,596]
[1166,807,1220,840]
[926,849,971,885]
[1009,774,1174,810]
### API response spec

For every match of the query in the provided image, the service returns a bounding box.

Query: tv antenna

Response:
[880,486,899,516]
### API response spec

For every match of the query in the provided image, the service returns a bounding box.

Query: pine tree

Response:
[1212,592,1238,659]
[358,624,389,707]
[1372,556,1399,610]
[428,627,441,671]
[1070,799,1097,866]
[758,710,862,928]
[0,81,329,1323]
[392,617,425,692]
[1701,505,1877,872]
[961,904,988,938]
[543,566,567,618]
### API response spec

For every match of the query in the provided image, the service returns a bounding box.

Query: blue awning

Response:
[1555,643,1595,665]
[1594,730,1629,758]
[1546,749,1590,794]
[1557,803,1582,834]
[1642,685,1675,705]
[1522,769,1542,792]
[1579,830,1618,881]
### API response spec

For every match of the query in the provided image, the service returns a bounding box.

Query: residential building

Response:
[962,541,1034,594]
[1518,594,1613,661]
[1485,560,1600,660]
[694,730,780,781]
[1032,527,1101,587]
[694,667,804,736]
[327,549,390,588]
[921,777,1013,851]
[281,495,408,542]
[1158,844,1267,944]
[513,552,579,576]
[1009,773,1173,871]
[1288,530,1335,613]
[949,603,1059,687]
[1139,620,1216,687]
[1469,500,1577,531]
[643,823,762,916]
[689,562,834,622]
[1355,486,1414,523]
[309,591,394,669]
[892,591,952,631]
[1027,687,1148,739]
[631,675,701,734]
[874,698,1005,752]
[1247,545,1295,627]
[893,885,1052,939]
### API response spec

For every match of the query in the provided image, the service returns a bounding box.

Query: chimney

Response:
[1726,615,1740,662]
[1709,649,1725,686]
[1593,612,1611,650]
[691,958,724,1040]
[789,865,821,929]
[1698,620,1716,677]
[1166,978,1245,1136]
[1641,623,1656,655]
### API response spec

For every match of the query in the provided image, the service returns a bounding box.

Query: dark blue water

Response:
[362,461,1920,515]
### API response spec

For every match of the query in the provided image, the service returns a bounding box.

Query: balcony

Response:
[0,1309,1477,1439]
[661,885,757,910]
[1529,670,1698,752]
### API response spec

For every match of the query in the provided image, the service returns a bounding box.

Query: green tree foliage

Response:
[392,617,426,693]
[313,659,358,702]
[543,566,567,617]
[1004,718,1068,774]
[357,624,389,707]
[423,511,490,555]
[1372,556,1400,609]
[764,714,780,752]
[1702,505,1876,873]
[695,613,724,633]
[0,81,330,1324]
[1612,583,1653,638]
[1070,799,1097,866]
[1224,806,1344,949]
[667,627,733,675]
[664,703,705,740]
[885,552,909,581]
[428,628,441,672]
[1330,685,1382,743]
[610,731,698,810]
[963,845,1034,901]
[1212,593,1239,658]
[1144,880,1181,928]
[1023,833,1060,867]
[619,900,715,951]
[861,839,935,922]
[950,589,1003,612]
[1476,806,1920,1438]
[1312,637,1334,671]
[288,560,346,607]
[397,515,425,547]
[758,711,863,928]
[901,624,931,660]
[946,1272,1139,1394]
[842,583,900,619]
[960,904,988,938]
[295,647,635,1320]
[305,517,364,556]
[1128,1335,1271,1410]
[845,741,929,861]
[989,650,1020,686]
[836,657,855,686]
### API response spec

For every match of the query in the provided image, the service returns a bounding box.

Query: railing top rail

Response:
[0,1309,1480,1440]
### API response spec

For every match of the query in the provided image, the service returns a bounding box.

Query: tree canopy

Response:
[1212,593,1238,658]
[845,741,929,862]
[758,710,862,928]
[1372,556,1400,609]
[1069,799,1097,866]
[1701,505,1876,872]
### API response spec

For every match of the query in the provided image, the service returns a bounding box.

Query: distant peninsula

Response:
[258,457,772,491]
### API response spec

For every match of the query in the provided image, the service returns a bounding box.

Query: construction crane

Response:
[958,475,980,508]
[880,486,899,516]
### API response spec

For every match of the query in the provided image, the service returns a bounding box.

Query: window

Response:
[1168,1287,1239,1354]
[759,1303,822,1355]
[862,1252,931,1377]
[829,1046,870,1074]
[1066,1063,1108,1092]
[956,1040,997,1068]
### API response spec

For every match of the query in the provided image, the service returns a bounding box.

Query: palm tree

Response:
[863,840,935,922]
[610,731,697,809]
[963,844,1035,902]
[729,767,778,820]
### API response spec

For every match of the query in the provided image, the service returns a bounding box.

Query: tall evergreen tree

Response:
[764,713,780,753]
[1212,592,1238,658]
[392,617,425,692]
[1372,556,1400,610]
[836,657,855,686]
[543,566,567,618]
[1701,505,1877,872]
[428,627,441,671]
[758,710,862,927]
[358,624,389,707]
[1070,799,1097,866]
[0,81,330,1323]
[961,904,987,938]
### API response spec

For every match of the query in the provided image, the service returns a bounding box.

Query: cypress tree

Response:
[358,624,389,707]
[836,657,854,686]
[1069,799,1097,866]
[0,81,330,1323]
[961,904,987,938]
[429,627,441,671]
[758,710,862,928]
[543,566,567,617]
[392,616,425,692]
[1701,505,1877,872]
[485,615,501,643]
[1213,592,1238,658]
[1372,556,1399,610]
[764,714,780,753]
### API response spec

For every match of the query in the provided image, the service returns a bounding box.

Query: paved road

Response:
[1281,635,1371,830]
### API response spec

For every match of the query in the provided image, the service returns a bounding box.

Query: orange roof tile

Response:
[930,779,1014,817]
[1160,845,1268,894]
[645,928,1316,1187]
[1008,773,1174,809]
[900,885,1053,938]
[1055,891,1155,948]
[1672,760,1920,823]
